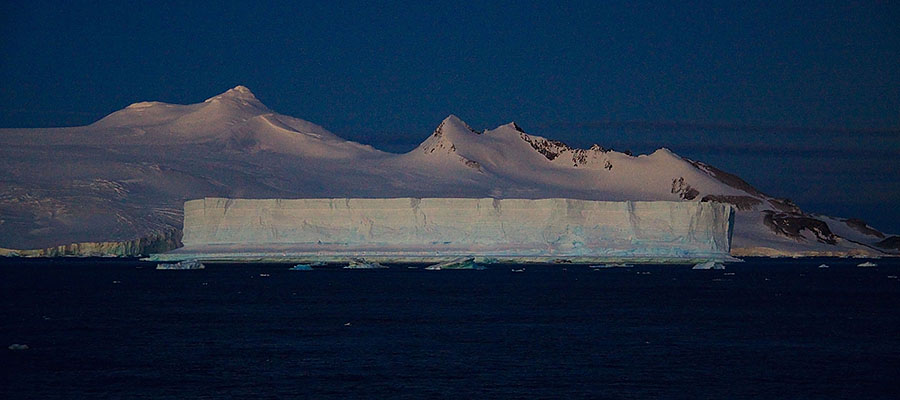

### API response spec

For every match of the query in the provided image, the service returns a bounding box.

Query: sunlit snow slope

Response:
[0,86,894,256]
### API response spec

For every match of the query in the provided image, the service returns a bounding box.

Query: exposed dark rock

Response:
[463,158,482,171]
[876,236,900,250]
[768,198,802,214]
[763,211,837,245]
[843,218,885,238]
[700,195,762,211]
[572,151,587,166]
[570,145,611,167]
[671,177,699,200]
[517,129,609,167]
[519,132,572,161]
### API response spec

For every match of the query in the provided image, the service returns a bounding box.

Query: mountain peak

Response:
[440,114,466,126]
[650,147,679,159]
[498,121,525,133]
[204,85,262,104]
[438,115,478,135]
[224,85,255,97]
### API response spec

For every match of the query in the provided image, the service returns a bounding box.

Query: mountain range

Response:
[0,86,895,257]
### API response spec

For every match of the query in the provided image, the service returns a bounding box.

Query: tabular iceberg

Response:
[152,197,734,264]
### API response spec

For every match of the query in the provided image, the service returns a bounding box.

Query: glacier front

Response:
[153,198,735,263]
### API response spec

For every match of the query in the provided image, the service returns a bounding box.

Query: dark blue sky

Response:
[1,1,898,232]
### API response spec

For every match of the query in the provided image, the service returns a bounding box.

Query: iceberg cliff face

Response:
[165,198,734,263]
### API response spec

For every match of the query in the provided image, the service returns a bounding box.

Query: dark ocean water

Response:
[2,258,899,399]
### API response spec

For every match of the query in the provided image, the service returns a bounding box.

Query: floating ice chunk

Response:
[818,264,830,269]
[857,261,877,267]
[425,257,485,270]
[589,263,633,269]
[343,259,388,269]
[156,260,205,270]
[692,261,725,270]
[8,344,29,351]
[289,264,313,271]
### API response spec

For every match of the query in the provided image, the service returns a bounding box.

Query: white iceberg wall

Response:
[181,198,734,259]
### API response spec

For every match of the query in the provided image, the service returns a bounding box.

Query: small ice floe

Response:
[156,260,205,270]
[511,268,525,273]
[692,261,725,270]
[112,280,122,284]
[818,264,830,269]
[259,273,271,277]
[344,322,352,326]
[857,261,878,268]
[589,263,634,269]
[723,272,736,276]
[8,344,29,351]
[636,271,651,275]
[425,257,485,270]
[343,258,388,269]
[289,264,313,271]
[888,275,898,279]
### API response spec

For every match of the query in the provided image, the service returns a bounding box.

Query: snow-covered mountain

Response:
[0,86,895,257]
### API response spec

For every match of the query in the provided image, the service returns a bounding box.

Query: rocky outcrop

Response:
[768,198,803,214]
[762,211,837,245]
[519,132,572,161]
[671,177,699,200]
[518,131,613,168]
[844,218,885,238]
